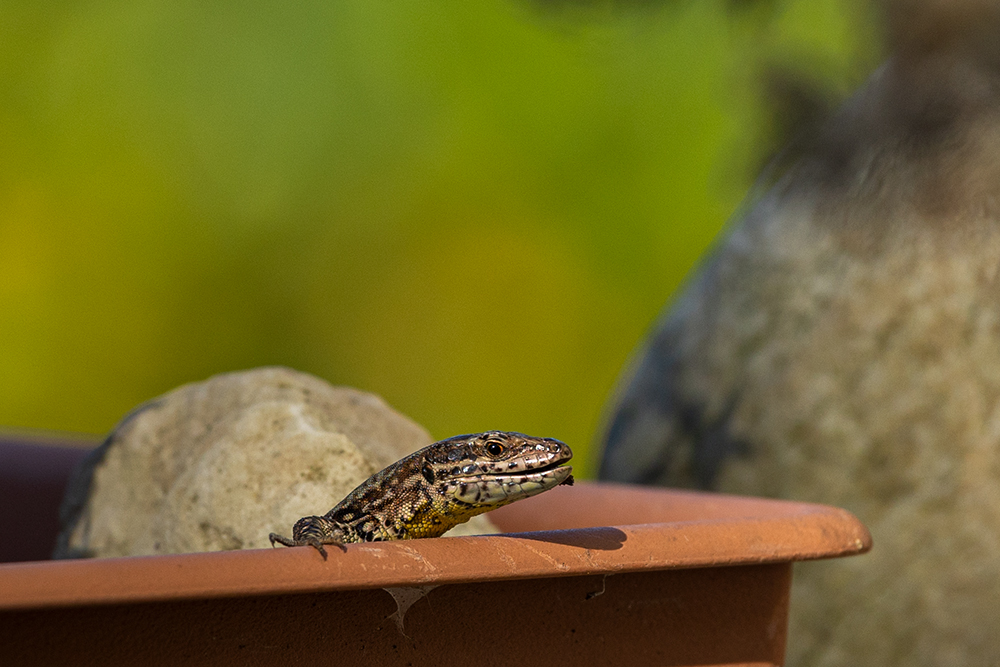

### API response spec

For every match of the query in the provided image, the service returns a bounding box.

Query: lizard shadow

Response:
[494,526,627,551]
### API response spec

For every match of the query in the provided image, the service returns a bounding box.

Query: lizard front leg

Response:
[269,515,347,560]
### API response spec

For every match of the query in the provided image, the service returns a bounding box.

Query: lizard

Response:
[269,430,574,559]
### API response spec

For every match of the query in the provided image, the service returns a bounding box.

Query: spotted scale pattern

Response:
[269,431,573,558]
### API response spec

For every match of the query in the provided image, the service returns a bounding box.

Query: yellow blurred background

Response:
[0,0,875,473]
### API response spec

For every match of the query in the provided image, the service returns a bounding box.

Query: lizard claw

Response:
[304,537,329,560]
[268,530,343,560]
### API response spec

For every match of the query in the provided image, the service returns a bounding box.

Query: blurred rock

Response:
[600,1,1000,665]
[54,367,497,558]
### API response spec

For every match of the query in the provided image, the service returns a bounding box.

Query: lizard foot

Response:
[269,531,346,560]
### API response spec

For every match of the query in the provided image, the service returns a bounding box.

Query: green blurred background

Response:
[1,0,876,473]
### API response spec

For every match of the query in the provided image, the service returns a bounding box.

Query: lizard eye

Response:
[486,441,505,457]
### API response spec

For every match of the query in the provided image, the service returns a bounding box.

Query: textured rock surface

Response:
[600,3,1000,666]
[54,367,497,558]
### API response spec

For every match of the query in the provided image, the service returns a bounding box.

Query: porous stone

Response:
[54,367,498,558]
[599,4,1000,665]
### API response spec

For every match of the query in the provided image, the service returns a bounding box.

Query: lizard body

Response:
[269,430,573,558]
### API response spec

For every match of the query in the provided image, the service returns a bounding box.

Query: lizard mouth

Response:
[508,449,574,485]
[475,462,575,487]
[526,459,571,474]
[447,454,574,506]
[530,461,574,486]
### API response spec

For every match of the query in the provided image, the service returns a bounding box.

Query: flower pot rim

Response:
[0,482,870,611]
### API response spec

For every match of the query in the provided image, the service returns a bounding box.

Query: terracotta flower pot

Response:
[0,436,870,667]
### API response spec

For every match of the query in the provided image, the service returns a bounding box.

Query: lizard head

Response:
[423,431,574,510]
